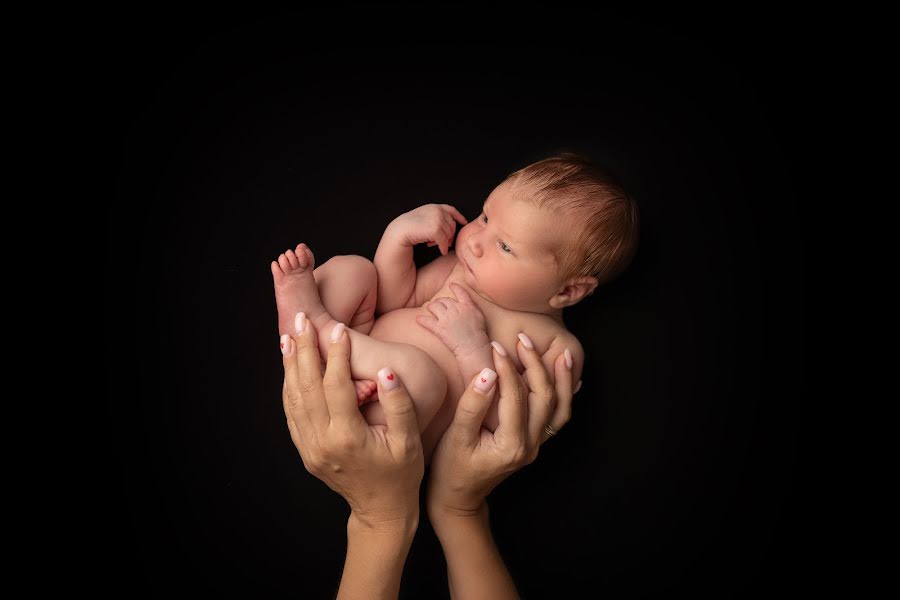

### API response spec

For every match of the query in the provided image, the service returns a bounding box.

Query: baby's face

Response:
[455,181,569,313]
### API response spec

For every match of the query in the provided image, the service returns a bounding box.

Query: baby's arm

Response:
[374,204,467,315]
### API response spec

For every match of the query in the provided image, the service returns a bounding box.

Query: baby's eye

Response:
[482,214,488,224]
[498,241,511,253]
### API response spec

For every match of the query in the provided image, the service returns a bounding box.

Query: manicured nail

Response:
[517,332,534,349]
[378,367,399,391]
[574,380,583,394]
[331,322,346,343]
[280,334,291,356]
[564,348,573,369]
[474,368,497,394]
[490,340,507,356]
[295,312,307,334]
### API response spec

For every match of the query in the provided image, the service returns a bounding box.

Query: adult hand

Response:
[426,333,574,517]
[281,313,424,529]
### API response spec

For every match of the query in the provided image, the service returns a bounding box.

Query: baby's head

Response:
[455,152,639,314]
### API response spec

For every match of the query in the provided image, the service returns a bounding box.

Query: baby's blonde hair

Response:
[504,152,640,287]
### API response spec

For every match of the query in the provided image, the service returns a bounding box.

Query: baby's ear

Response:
[551,277,598,308]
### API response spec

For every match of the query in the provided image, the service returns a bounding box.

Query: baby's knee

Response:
[326,255,377,286]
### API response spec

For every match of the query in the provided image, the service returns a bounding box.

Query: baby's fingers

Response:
[441,204,468,225]
[449,282,475,305]
[415,314,440,334]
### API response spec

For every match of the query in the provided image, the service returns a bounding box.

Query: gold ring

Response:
[544,424,558,437]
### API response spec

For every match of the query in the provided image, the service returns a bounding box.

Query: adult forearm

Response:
[338,512,418,600]
[430,503,519,600]
[374,225,416,314]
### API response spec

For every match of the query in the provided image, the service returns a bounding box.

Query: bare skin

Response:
[273,243,378,403]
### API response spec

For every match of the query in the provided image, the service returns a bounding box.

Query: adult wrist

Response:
[348,508,419,542]
[427,498,488,527]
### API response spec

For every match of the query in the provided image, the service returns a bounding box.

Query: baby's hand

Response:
[415,283,490,357]
[388,204,468,255]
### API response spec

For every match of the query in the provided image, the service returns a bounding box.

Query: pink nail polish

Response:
[564,348,573,369]
[474,368,497,394]
[378,367,399,391]
[295,312,307,334]
[331,322,346,343]
[517,332,534,350]
[491,341,507,357]
[280,334,290,356]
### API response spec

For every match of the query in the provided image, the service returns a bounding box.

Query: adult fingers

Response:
[514,333,556,446]
[322,323,366,429]
[282,379,306,451]
[375,367,420,447]
[286,312,330,431]
[493,341,528,448]
[450,366,498,447]
[542,352,575,443]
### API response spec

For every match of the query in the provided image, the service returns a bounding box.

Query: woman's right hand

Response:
[426,335,574,518]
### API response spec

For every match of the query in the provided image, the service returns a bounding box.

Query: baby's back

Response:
[369,261,574,456]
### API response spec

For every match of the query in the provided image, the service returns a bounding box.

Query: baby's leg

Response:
[272,244,447,431]
[274,245,376,337]
[275,246,379,399]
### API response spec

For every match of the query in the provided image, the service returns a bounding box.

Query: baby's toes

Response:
[285,249,300,269]
[354,379,376,404]
[295,243,315,269]
[278,253,291,273]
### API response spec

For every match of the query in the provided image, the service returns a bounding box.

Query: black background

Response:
[106,14,806,598]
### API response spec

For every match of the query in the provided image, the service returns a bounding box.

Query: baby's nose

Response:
[467,236,483,257]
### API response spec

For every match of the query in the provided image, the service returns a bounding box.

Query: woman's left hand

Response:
[426,334,574,518]
[281,314,424,530]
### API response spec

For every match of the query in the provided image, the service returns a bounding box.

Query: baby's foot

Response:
[271,243,328,336]
[355,379,378,404]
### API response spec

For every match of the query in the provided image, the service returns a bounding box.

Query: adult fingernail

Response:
[491,340,507,356]
[280,334,291,356]
[378,367,399,391]
[564,348,572,369]
[295,312,307,334]
[574,380,583,394]
[331,322,346,343]
[517,332,534,349]
[474,368,497,394]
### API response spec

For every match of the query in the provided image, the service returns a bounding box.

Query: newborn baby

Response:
[272,153,639,462]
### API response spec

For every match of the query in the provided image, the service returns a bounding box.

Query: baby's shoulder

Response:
[500,311,580,353]
[545,319,583,356]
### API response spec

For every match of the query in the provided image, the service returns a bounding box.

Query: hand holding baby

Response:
[386,203,468,255]
[416,283,490,358]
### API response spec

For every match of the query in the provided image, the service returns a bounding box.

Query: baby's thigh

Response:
[358,342,448,434]
[314,255,377,326]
